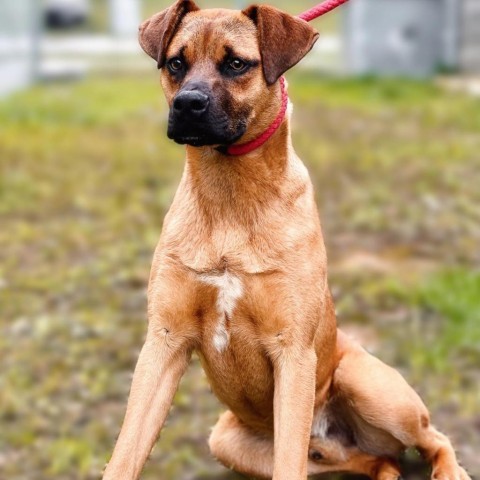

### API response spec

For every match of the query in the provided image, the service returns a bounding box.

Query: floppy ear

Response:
[139,0,200,68]
[242,5,319,85]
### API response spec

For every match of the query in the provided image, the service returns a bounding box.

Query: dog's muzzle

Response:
[167,83,245,148]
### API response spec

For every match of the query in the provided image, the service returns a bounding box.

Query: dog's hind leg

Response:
[209,410,401,479]
[209,410,274,479]
[332,330,470,480]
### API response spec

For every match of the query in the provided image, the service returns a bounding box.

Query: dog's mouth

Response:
[168,122,247,149]
[172,135,208,147]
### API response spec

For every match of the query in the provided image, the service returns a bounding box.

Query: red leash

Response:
[225,0,349,156]
[298,0,350,22]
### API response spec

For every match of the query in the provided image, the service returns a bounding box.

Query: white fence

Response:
[0,0,39,96]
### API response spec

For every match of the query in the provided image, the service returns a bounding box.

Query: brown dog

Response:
[102,2,470,479]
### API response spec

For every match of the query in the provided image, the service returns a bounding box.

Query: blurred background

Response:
[0,0,479,479]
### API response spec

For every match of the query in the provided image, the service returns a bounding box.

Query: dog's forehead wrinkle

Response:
[170,12,258,57]
[170,45,186,60]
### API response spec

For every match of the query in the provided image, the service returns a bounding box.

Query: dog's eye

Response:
[168,58,184,72]
[309,449,324,462]
[229,59,246,71]
[220,56,256,77]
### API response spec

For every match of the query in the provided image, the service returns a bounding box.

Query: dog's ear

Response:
[139,0,200,68]
[242,5,319,85]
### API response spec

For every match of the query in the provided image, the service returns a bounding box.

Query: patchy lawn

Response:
[0,72,479,479]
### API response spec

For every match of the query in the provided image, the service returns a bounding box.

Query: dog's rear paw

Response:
[374,460,402,480]
[432,465,471,480]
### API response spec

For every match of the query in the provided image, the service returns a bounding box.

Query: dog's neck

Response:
[182,81,302,222]
[184,118,293,226]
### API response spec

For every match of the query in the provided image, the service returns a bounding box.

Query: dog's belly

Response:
[197,323,275,432]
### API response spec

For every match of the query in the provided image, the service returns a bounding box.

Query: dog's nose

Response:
[173,91,209,117]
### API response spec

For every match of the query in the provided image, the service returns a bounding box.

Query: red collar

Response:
[224,76,288,156]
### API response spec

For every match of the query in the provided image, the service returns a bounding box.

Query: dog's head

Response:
[139,0,318,148]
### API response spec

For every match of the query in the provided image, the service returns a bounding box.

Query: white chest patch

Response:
[199,271,243,353]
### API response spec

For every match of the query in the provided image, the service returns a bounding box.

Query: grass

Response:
[409,269,480,374]
[1,72,479,479]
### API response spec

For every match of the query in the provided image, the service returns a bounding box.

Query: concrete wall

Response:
[344,0,460,77]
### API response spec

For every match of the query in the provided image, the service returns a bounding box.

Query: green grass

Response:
[291,73,480,130]
[1,73,479,478]
[0,77,159,127]
[410,269,480,373]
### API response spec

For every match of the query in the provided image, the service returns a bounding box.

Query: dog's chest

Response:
[198,270,243,353]
[195,270,275,418]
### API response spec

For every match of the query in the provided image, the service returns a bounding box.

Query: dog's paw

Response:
[374,460,402,480]
[432,465,471,480]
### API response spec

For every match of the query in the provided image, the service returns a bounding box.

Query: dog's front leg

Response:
[272,342,317,480]
[103,324,192,480]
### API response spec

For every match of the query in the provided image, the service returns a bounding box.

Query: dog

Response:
[102,1,470,479]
